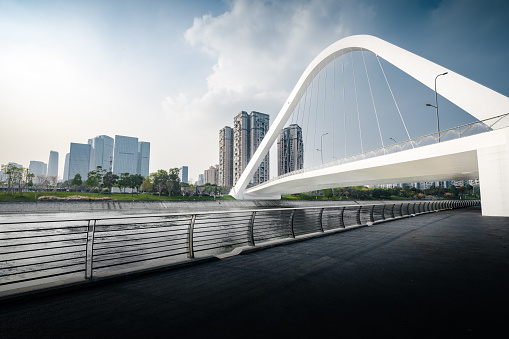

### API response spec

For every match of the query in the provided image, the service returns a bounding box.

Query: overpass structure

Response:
[230,35,509,217]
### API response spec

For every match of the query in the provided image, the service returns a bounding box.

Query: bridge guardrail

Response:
[0,200,479,295]
[257,113,509,188]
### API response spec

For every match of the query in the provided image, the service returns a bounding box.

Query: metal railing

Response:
[258,113,509,187]
[0,200,479,293]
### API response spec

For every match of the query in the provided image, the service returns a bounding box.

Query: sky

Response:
[1,0,509,183]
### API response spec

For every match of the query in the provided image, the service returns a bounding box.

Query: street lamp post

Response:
[426,72,448,142]
[316,132,329,164]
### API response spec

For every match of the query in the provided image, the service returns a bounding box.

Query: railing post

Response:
[369,205,375,223]
[319,208,324,232]
[187,215,196,259]
[248,211,256,246]
[339,207,345,228]
[356,206,362,225]
[381,204,386,220]
[391,204,395,218]
[289,209,296,238]
[400,203,403,217]
[85,219,96,280]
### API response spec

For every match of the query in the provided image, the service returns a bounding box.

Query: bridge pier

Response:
[478,128,509,216]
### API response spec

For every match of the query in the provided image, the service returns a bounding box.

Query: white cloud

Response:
[164,0,366,179]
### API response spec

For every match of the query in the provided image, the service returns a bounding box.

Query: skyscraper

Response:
[68,143,92,181]
[88,135,114,172]
[277,124,304,176]
[249,111,270,185]
[219,126,233,187]
[47,151,59,178]
[179,166,188,184]
[63,153,70,181]
[233,111,250,185]
[231,111,270,185]
[29,161,47,177]
[113,135,138,175]
[137,141,150,177]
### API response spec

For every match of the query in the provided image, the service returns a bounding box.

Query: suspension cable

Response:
[305,75,314,159]
[313,71,321,161]
[362,49,385,148]
[351,50,364,153]
[376,54,412,143]
[342,55,346,157]
[332,54,336,159]
[323,62,328,148]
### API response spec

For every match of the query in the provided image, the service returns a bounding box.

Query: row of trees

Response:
[316,184,478,200]
[1,163,35,196]
[63,167,145,196]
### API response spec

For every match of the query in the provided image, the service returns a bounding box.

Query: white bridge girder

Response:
[230,35,509,217]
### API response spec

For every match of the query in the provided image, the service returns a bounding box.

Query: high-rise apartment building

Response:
[231,111,270,185]
[249,111,270,185]
[219,126,233,187]
[68,143,92,181]
[204,165,219,185]
[233,111,250,185]
[277,124,304,176]
[88,135,114,172]
[137,141,150,177]
[197,174,204,186]
[179,166,188,184]
[63,153,70,181]
[47,151,59,178]
[113,135,138,175]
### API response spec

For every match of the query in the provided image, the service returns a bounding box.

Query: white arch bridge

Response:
[230,35,509,217]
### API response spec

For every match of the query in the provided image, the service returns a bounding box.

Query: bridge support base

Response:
[478,128,509,216]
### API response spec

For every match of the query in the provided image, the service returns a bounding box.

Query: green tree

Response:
[102,172,119,196]
[1,163,22,195]
[71,173,82,191]
[152,170,169,196]
[167,168,181,196]
[128,174,144,196]
[323,188,333,200]
[117,173,130,194]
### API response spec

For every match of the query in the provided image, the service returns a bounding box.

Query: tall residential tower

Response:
[277,124,304,175]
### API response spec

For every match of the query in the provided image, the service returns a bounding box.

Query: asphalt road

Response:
[1,206,508,338]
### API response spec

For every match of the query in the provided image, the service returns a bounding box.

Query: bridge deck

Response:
[1,206,508,337]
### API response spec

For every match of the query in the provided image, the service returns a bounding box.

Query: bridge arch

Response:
[230,34,509,201]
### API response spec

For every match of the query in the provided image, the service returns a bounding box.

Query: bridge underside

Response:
[244,129,509,217]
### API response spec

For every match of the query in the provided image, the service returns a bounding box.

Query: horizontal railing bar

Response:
[193,234,248,247]
[0,243,87,255]
[94,228,188,239]
[93,236,187,250]
[1,257,87,277]
[93,246,188,262]
[94,241,188,255]
[0,263,86,282]
[193,226,249,236]
[92,252,187,269]
[193,241,248,253]
[0,226,89,234]
[1,232,88,242]
[0,269,85,287]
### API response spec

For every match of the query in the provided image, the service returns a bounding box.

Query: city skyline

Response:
[1,1,509,182]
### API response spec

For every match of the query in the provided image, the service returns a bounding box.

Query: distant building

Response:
[219,126,233,187]
[29,161,47,177]
[277,124,304,176]
[204,165,219,185]
[231,111,270,186]
[179,166,188,184]
[68,143,92,181]
[63,153,70,181]
[137,141,150,177]
[197,173,204,186]
[47,151,59,178]
[113,135,138,175]
[88,135,114,172]
[249,111,270,185]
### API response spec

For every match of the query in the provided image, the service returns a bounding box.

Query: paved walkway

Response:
[1,206,508,338]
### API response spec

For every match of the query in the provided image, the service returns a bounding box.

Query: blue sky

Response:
[1,0,508,182]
